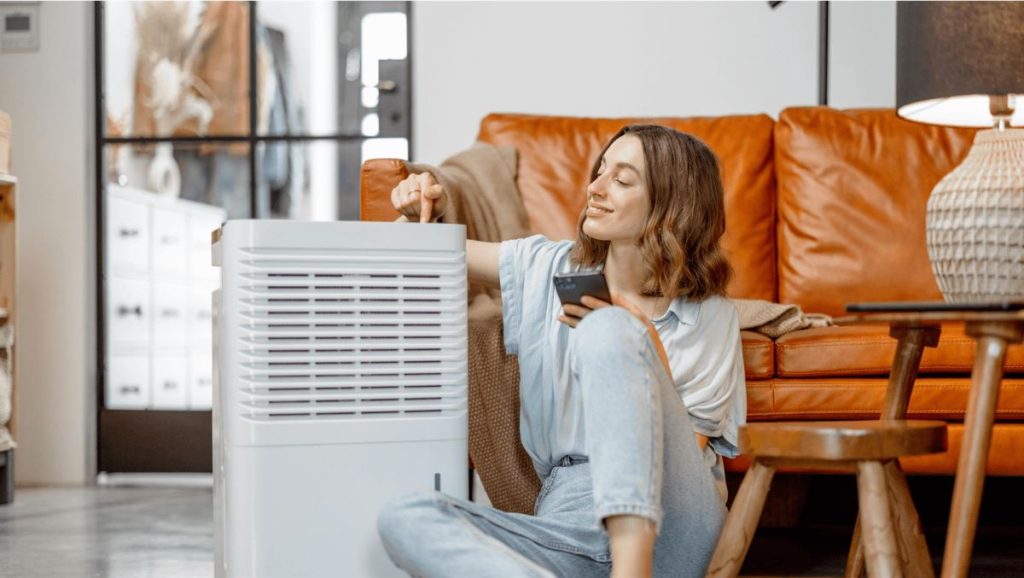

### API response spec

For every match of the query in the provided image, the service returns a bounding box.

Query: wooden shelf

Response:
[0,177,14,441]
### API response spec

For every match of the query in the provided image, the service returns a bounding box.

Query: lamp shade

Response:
[897,2,1024,127]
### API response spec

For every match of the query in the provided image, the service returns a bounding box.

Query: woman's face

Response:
[581,134,651,243]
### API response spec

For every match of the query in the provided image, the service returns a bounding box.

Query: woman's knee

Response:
[377,490,445,551]
[574,307,647,358]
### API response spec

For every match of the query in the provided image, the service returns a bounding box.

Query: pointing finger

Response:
[420,193,433,223]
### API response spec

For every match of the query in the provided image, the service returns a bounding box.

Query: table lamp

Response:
[897,1,1024,303]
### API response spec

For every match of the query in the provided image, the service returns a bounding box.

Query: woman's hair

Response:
[569,124,732,301]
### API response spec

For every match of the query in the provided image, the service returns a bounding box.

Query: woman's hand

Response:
[391,172,449,223]
[557,292,647,329]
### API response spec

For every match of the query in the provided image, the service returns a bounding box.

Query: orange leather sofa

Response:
[360,107,1024,476]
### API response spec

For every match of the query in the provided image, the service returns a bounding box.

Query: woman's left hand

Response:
[557,292,649,329]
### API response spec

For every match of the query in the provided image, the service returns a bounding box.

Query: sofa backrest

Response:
[477,113,778,301]
[774,108,977,316]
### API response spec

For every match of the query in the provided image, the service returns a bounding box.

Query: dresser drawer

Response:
[107,276,151,347]
[106,195,151,273]
[151,207,188,277]
[151,352,189,410]
[188,350,213,410]
[188,283,215,344]
[106,355,151,410]
[188,214,222,280]
[152,282,188,346]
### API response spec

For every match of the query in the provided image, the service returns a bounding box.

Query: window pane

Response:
[104,141,252,219]
[255,1,409,137]
[104,1,251,139]
[361,138,408,165]
[256,139,380,221]
[360,12,407,88]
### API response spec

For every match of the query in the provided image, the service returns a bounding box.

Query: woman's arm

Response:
[467,240,500,288]
[391,172,501,289]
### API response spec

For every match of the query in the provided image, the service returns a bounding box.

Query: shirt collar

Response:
[654,297,699,326]
[591,263,700,326]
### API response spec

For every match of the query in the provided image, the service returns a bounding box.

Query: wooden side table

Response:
[838,307,1024,578]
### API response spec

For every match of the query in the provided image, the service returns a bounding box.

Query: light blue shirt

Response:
[499,235,747,476]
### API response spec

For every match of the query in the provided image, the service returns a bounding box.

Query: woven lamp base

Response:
[927,128,1024,303]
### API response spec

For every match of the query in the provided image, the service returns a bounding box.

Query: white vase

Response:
[147,142,181,197]
[926,128,1024,302]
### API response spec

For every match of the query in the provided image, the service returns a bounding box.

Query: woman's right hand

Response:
[391,172,449,223]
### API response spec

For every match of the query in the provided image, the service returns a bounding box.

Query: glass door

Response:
[95,0,411,473]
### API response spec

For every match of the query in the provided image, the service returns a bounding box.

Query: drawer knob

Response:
[117,305,143,318]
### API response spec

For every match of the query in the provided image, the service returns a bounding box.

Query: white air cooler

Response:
[212,220,468,578]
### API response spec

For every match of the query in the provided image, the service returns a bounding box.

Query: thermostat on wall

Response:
[1,2,40,53]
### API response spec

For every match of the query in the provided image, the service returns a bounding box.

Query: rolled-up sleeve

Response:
[498,235,569,356]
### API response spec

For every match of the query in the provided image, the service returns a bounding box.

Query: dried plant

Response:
[134,2,216,135]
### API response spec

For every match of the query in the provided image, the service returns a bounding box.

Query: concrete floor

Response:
[1,485,1022,577]
[0,487,213,578]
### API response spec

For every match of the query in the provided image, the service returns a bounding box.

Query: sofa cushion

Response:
[741,331,774,380]
[360,158,408,222]
[775,108,977,316]
[745,380,774,420]
[477,113,777,301]
[762,376,1024,421]
[775,324,1024,377]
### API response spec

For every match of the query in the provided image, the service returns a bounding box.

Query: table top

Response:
[836,302,1024,325]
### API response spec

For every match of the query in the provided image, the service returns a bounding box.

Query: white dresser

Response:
[105,185,225,411]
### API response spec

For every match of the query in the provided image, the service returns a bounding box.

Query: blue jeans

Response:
[378,307,728,577]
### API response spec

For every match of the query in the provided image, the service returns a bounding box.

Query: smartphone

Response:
[552,271,612,307]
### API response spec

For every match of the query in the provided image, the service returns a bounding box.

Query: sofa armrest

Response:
[360,158,409,222]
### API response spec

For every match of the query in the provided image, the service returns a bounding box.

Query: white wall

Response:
[830,1,896,109]
[412,1,899,164]
[411,1,820,164]
[0,1,94,485]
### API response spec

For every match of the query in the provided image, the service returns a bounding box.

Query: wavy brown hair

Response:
[569,125,732,301]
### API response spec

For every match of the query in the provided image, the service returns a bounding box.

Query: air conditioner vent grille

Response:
[235,249,466,421]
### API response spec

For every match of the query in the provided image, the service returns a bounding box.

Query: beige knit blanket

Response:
[735,299,832,338]
[406,145,541,513]
[408,144,831,513]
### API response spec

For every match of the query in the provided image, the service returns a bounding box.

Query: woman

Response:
[378,125,746,578]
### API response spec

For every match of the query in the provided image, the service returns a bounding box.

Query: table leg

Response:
[881,325,941,420]
[845,518,865,578]
[884,460,934,577]
[857,461,902,578]
[706,459,776,578]
[846,324,940,578]
[940,330,1015,578]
